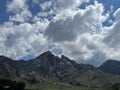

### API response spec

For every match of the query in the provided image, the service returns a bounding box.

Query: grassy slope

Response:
[25,82,108,90]
[77,70,120,87]
[15,69,120,90]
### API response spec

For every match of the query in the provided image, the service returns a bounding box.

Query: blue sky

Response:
[99,0,120,11]
[99,0,120,26]
[0,0,9,23]
[0,0,120,66]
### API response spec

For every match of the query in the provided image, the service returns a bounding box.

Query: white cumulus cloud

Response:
[1,0,120,66]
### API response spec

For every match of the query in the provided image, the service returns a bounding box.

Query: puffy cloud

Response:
[43,1,110,66]
[101,8,120,61]
[45,1,108,42]
[2,0,120,67]
[7,0,32,23]
[110,5,114,13]
[104,22,120,48]
[35,0,91,19]
[7,0,26,12]
[113,8,120,21]
[0,19,49,59]
[104,9,120,46]
[55,33,106,66]
[54,0,90,10]
[9,9,32,23]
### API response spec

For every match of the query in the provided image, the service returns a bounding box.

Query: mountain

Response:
[99,59,120,75]
[0,51,120,88]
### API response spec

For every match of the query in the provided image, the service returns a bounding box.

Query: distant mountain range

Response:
[99,59,120,75]
[0,51,120,88]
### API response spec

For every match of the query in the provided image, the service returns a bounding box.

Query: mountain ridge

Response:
[0,51,120,87]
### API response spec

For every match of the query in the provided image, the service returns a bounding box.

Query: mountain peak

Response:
[36,51,53,59]
[42,51,52,55]
[99,59,120,75]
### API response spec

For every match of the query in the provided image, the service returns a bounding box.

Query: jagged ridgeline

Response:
[0,51,120,89]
